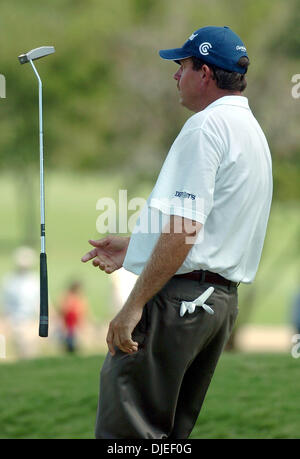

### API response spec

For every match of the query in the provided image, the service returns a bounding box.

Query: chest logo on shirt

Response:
[175,191,196,200]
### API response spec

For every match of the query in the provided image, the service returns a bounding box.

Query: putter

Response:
[18,46,55,337]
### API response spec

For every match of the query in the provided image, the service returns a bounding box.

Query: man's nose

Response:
[173,70,181,81]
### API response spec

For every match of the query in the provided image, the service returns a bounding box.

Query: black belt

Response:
[174,270,240,288]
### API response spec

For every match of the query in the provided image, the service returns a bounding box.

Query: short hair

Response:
[191,56,250,92]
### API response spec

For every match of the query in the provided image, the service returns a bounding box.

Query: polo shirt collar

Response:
[205,95,249,110]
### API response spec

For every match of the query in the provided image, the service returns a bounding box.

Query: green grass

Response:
[0,171,299,326]
[192,352,300,439]
[0,353,299,439]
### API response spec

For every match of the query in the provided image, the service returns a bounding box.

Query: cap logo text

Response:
[236,45,247,52]
[189,33,198,41]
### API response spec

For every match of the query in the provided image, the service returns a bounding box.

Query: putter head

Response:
[18,46,55,64]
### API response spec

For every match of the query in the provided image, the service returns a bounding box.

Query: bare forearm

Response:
[125,217,202,309]
[104,218,202,355]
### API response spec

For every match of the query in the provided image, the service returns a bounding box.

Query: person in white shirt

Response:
[1,246,39,358]
[82,26,272,439]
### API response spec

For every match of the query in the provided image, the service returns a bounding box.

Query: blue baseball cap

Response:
[159,26,248,74]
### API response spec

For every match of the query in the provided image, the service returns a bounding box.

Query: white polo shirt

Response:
[123,96,273,284]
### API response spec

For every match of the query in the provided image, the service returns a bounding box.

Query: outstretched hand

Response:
[81,236,130,274]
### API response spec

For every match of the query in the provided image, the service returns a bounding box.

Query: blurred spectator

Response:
[58,281,88,353]
[291,289,300,335]
[110,267,138,312]
[1,246,39,358]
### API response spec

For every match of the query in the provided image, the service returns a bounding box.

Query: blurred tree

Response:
[271,0,300,58]
[0,0,299,197]
[0,0,299,349]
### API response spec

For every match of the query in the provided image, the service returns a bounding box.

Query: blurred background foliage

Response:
[0,0,299,190]
[0,0,299,337]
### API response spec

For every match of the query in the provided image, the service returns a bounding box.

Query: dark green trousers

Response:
[95,276,238,439]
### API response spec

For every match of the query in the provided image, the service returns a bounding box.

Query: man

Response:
[1,246,39,358]
[82,26,273,439]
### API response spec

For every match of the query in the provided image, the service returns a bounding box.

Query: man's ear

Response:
[200,64,214,82]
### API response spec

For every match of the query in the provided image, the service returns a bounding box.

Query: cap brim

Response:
[159,48,192,61]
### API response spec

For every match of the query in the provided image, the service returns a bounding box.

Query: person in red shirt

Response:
[59,281,87,353]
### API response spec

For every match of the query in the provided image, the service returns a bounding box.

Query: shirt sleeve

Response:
[149,127,224,224]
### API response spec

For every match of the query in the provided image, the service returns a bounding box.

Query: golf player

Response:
[82,26,273,439]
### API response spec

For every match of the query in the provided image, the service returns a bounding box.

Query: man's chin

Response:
[178,96,198,112]
[179,97,188,109]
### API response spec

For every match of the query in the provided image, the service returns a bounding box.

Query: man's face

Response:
[173,58,204,111]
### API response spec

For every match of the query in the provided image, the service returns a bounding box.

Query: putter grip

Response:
[39,252,49,337]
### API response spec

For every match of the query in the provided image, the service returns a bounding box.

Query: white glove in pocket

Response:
[180,286,215,317]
